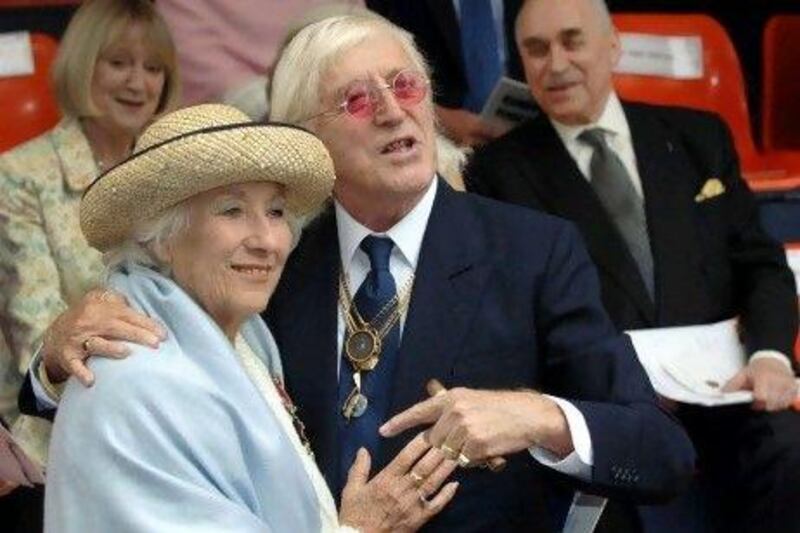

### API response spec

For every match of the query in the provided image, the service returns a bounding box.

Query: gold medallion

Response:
[345,328,381,369]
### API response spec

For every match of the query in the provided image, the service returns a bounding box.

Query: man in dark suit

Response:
[466,0,800,530]
[263,12,693,532]
[19,12,694,533]
[367,0,526,146]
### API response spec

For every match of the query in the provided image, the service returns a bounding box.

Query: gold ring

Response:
[409,470,424,487]
[440,444,458,460]
[81,337,93,355]
[417,489,432,507]
[457,452,470,468]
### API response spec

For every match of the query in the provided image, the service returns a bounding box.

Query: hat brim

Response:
[80,122,335,251]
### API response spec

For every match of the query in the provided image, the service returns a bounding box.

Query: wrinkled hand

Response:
[435,106,504,147]
[42,288,166,387]
[722,357,798,411]
[0,479,18,497]
[339,433,459,532]
[380,387,573,462]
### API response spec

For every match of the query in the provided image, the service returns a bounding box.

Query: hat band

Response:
[84,120,315,198]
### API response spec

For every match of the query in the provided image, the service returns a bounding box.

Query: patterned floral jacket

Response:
[0,118,103,465]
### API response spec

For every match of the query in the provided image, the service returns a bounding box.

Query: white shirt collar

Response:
[549,92,630,145]
[334,176,438,271]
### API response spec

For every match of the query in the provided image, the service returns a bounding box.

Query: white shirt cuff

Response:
[750,350,793,370]
[528,396,593,482]
[29,347,60,411]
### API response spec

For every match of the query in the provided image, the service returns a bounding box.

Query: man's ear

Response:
[609,27,622,67]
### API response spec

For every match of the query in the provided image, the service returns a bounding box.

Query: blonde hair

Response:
[52,0,180,118]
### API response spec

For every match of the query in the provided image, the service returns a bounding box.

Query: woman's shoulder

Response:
[0,119,87,190]
[63,341,219,416]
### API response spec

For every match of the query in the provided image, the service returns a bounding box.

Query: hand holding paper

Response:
[722,358,798,411]
[627,318,799,407]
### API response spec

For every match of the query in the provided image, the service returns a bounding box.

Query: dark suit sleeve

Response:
[537,221,695,501]
[18,371,56,421]
[680,113,798,359]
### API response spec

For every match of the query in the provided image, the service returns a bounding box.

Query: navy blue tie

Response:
[337,236,400,495]
[459,0,503,113]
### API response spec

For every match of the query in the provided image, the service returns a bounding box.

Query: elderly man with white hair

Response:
[264,13,694,531]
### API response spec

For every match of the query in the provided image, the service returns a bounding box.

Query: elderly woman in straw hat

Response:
[45,104,457,532]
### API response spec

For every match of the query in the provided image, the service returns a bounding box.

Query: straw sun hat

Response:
[80,103,336,251]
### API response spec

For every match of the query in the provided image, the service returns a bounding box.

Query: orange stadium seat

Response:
[612,14,759,168]
[611,13,800,188]
[762,15,800,150]
[0,32,60,153]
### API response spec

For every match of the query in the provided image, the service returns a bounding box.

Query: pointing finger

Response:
[380,396,445,437]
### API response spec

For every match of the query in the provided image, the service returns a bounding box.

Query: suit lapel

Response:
[625,105,705,325]
[518,118,656,323]
[274,210,341,486]
[51,119,98,193]
[379,181,494,466]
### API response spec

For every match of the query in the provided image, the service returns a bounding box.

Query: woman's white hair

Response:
[103,199,304,278]
[103,202,189,278]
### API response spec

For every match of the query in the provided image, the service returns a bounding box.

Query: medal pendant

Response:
[359,355,379,371]
[342,387,369,420]
[345,328,381,368]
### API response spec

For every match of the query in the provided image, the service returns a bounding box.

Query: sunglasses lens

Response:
[392,70,426,104]
[337,71,426,119]
[343,83,373,118]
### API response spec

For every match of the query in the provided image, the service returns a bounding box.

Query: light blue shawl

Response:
[45,263,322,532]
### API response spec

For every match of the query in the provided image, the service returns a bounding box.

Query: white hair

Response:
[270,13,467,185]
[436,135,467,190]
[270,14,431,125]
[102,202,190,278]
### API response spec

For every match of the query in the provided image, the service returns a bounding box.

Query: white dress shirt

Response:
[335,177,593,479]
[550,92,644,197]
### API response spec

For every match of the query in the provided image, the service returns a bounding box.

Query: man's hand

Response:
[42,288,166,387]
[722,357,798,411]
[435,106,504,147]
[380,387,574,463]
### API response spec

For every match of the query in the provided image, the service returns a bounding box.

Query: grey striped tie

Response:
[579,128,654,299]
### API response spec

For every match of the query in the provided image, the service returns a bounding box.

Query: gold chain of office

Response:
[338,269,415,372]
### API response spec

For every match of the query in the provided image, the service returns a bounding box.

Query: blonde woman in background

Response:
[0,0,180,477]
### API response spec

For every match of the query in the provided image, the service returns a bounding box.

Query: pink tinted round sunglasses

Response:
[310,69,429,121]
